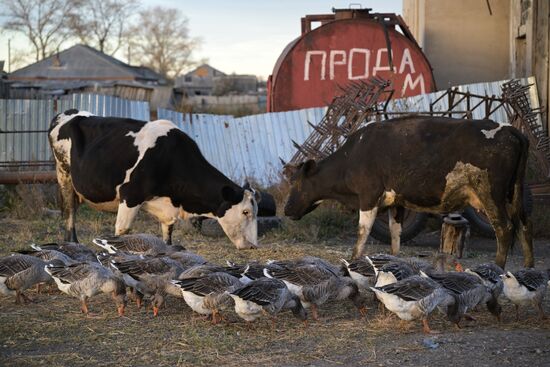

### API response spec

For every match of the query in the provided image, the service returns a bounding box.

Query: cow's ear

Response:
[243,181,251,190]
[221,186,243,204]
[302,159,317,177]
[254,189,261,204]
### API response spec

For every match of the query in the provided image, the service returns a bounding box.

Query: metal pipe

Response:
[0,170,57,184]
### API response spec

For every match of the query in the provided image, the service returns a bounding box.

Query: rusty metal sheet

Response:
[269,18,435,112]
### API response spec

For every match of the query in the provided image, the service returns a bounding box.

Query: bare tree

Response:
[129,6,198,79]
[0,0,78,61]
[8,46,34,70]
[67,0,139,55]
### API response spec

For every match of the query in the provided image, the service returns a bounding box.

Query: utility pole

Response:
[8,39,11,73]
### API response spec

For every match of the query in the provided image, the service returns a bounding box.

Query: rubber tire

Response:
[369,209,429,244]
[462,186,533,238]
[200,216,282,238]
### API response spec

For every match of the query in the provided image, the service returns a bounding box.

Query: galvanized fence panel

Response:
[2,79,541,184]
[157,107,326,185]
[0,98,56,166]
[1,94,150,170]
[158,79,541,186]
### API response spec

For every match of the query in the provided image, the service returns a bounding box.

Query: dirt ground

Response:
[0,210,550,367]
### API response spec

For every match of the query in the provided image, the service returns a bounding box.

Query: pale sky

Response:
[0,0,402,79]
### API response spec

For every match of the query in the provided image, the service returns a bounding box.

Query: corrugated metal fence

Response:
[158,108,326,184]
[0,78,542,186]
[158,77,541,186]
[0,94,150,168]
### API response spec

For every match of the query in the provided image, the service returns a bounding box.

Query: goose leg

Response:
[535,301,546,320]
[81,298,89,315]
[135,292,144,310]
[15,291,22,304]
[20,292,33,303]
[422,318,439,334]
[211,310,220,325]
[378,301,386,314]
[358,305,368,318]
[311,304,319,321]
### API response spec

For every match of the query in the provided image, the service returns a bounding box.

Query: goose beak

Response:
[454,262,464,272]
[117,305,125,317]
[153,306,159,317]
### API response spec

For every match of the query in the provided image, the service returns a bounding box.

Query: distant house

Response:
[7,44,170,107]
[175,64,226,96]
[174,63,262,113]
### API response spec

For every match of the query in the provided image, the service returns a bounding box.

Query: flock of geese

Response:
[0,233,549,333]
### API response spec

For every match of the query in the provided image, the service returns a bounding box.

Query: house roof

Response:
[183,64,226,78]
[9,44,166,84]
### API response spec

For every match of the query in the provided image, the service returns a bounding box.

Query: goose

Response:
[465,263,505,299]
[0,254,60,303]
[179,264,228,279]
[96,252,144,268]
[110,256,186,315]
[45,262,127,316]
[371,253,463,288]
[267,256,343,276]
[421,271,501,326]
[229,277,307,324]
[370,275,455,333]
[92,234,185,255]
[17,248,75,265]
[96,252,147,305]
[340,257,377,289]
[368,253,462,275]
[265,263,366,320]
[501,269,549,320]
[224,261,284,284]
[168,251,208,268]
[374,261,417,287]
[172,272,242,323]
[32,242,98,263]
[224,261,261,284]
[365,254,400,269]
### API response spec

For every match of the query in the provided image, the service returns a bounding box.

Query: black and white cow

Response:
[49,109,259,249]
[284,116,533,268]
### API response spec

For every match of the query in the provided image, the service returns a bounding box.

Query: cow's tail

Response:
[507,128,530,248]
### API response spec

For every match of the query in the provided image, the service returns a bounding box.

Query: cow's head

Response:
[216,186,260,249]
[284,159,322,220]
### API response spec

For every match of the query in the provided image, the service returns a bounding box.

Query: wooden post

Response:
[440,213,469,259]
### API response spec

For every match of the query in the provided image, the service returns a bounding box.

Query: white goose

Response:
[501,269,549,320]
[371,275,454,333]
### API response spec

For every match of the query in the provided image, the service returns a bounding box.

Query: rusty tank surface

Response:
[267,8,436,112]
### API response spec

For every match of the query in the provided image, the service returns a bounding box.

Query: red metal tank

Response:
[268,8,436,112]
